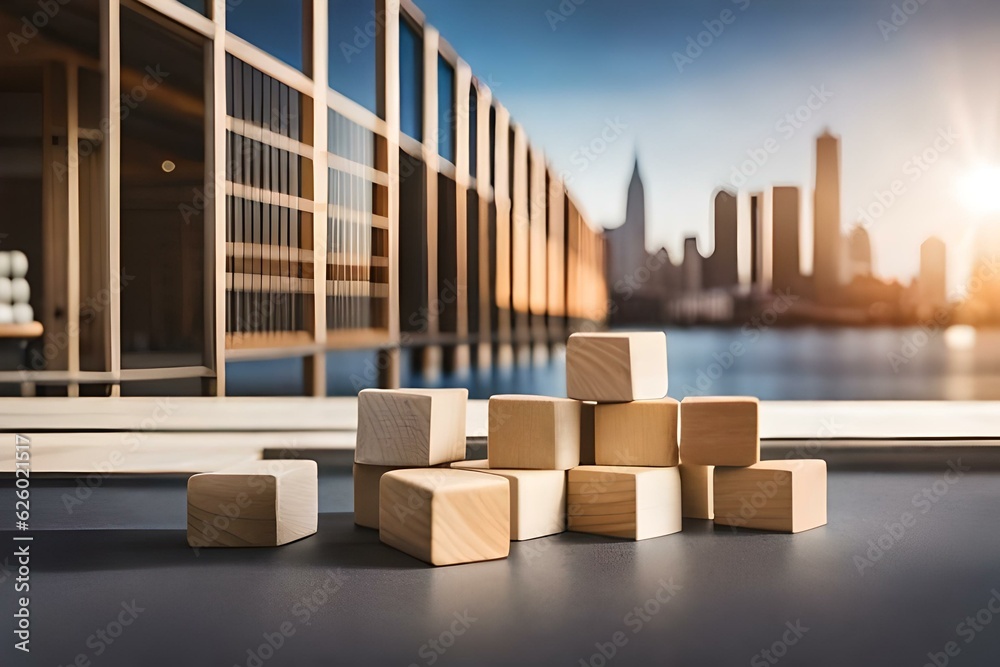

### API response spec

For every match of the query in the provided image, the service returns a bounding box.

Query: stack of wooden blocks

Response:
[355,331,827,567]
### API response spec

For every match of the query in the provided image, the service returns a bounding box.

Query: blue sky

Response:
[415,0,1000,288]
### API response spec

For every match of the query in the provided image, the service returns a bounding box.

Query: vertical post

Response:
[102,0,122,396]
[476,83,492,371]
[208,0,228,395]
[421,25,440,381]
[307,0,329,397]
[511,123,529,366]
[494,104,512,368]
[378,0,401,389]
[453,58,471,376]
[67,66,81,397]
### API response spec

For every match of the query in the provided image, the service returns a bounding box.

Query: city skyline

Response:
[411,0,1000,291]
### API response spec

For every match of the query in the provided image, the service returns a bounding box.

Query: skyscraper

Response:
[605,158,648,288]
[681,237,704,293]
[771,186,800,294]
[813,130,842,303]
[919,237,946,309]
[704,189,739,289]
[847,225,873,279]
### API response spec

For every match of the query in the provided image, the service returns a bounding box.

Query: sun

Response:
[958,164,1000,215]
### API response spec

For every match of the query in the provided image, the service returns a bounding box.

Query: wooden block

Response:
[187,460,317,547]
[354,463,410,529]
[567,465,681,540]
[594,398,679,467]
[488,395,580,470]
[679,463,714,519]
[355,388,467,467]
[679,396,760,466]
[449,459,566,540]
[449,458,489,470]
[579,401,596,465]
[714,459,827,533]
[379,469,510,566]
[566,332,668,402]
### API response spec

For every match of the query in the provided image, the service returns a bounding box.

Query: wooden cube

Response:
[187,460,317,548]
[594,398,679,467]
[679,396,760,466]
[679,463,714,519]
[566,332,668,402]
[714,459,827,533]
[449,459,566,541]
[488,395,580,470]
[379,469,510,566]
[567,465,682,540]
[355,388,467,467]
[580,401,597,465]
[354,463,411,529]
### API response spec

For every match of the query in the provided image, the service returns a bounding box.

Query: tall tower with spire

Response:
[605,157,649,288]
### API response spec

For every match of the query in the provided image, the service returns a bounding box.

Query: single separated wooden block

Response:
[354,463,411,529]
[679,464,714,519]
[355,388,467,467]
[566,332,668,402]
[714,459,827,533]
[679,396,760,466]
[187,460,317,548]
[595,397,679,467]
[380,469,510,566]
[488,395,580,470]
[567,466,681,540]
[449,459,567,540]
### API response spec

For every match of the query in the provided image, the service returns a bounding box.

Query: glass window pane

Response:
[437,56,455,163]
[227,0,307,73]
[120,7,208,368]
[328,0,379,116]
[399,17,423,141]
[177,0,209,16]
[469,85,477,178]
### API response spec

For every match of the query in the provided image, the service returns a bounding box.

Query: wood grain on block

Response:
[187,460,318,547]
[595,397,679,467]
[449,460,566,540]
[580,402,596,465]
[354,463,411,529]
[379,469,510,566]
[488,395,580,470]
[567,465,682,540]
[355,388,467,466]
[566,332,668,402]
[679,464,714,519]
[679,396,760,466]
[714,459,827,533]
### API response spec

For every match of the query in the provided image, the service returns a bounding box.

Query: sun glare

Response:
[958,164,1000,215]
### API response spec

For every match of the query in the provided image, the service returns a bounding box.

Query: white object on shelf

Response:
[12,303,33,324]
[0,304,13,325]
[9,251,28,279]
[10,278,29,305]
[0,277,11,303]
[0,252,10,278]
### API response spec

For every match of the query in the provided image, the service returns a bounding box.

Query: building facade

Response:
[0,0,607,397]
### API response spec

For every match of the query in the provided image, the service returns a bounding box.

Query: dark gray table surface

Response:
[2,461,1000,666]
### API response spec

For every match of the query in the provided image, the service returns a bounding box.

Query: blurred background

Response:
[1,0,998,400]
